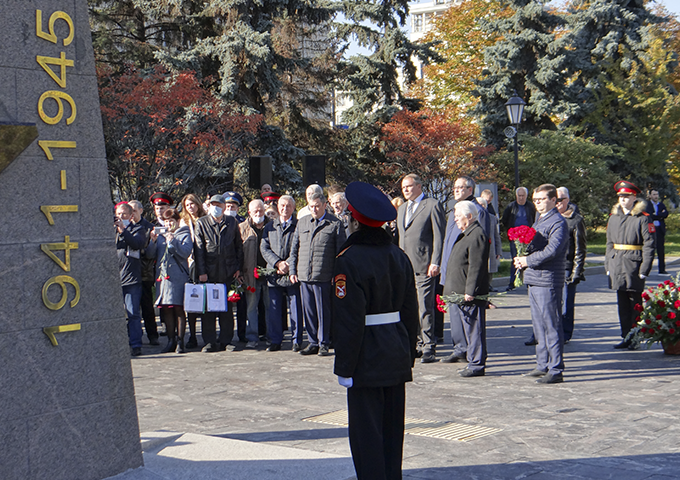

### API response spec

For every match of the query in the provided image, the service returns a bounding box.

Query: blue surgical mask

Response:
[208,205,223,218]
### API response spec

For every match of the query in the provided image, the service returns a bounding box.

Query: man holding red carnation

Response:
[513,184,568,384]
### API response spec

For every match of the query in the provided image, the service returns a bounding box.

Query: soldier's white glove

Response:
[337,376,353,388]
[640,274,647,279]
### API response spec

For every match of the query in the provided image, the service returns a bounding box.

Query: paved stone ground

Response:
[110,265,680,480]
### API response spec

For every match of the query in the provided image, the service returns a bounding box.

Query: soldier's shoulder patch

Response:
[335,274,347,299]
[337,246,352,257]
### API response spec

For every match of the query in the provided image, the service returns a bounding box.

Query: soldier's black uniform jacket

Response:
[605,200,655,292]
[332,227,419,388]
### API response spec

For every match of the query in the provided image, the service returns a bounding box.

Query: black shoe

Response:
[505,286,515,292]
[421,352,437,363]
[536,373,563,384]
[415,350,423,358]
[131,347,142,356]
[186,336,198,349]
[318,345,331,356]
[148,336,160,346]
[300,345,319,355]
[659,271,669,274]
[523,368,548,377]
[459,368,485,377]
[525,336,537,346]
[292,343,301,352]
[267,343,281,352]
[176,339,186,354]
[161,338,177,353]
[489,286,497,292]
[201,343,219,353]
[441,353,465,363]
[614,339,632,349]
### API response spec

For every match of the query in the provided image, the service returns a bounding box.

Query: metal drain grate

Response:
[303,410,502,442]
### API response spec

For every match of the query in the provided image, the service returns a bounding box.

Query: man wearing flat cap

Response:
[332,182,419,480]
[194,194,244,352]
[606,181,655,349]
[223,191,247,341]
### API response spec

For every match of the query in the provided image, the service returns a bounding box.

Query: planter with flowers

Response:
[627,276,680,354]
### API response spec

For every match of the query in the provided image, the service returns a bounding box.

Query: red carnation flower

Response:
[656,315,663,320]
[676,320,680,327]
[642,292,650,301]
[664,290,670,296]
[253,267,260,279]
[670,328,676,335]
[649,328,655,334]
[247,286,256,293]
[659,283,665,288]
[657,300,666,308]
[670,283,676,288]
[675,300,680,309]
[664,280,671,285]
[669,312,677,320]
[634,303,644,312]
[641,327,647,333]
[646,319,652,325]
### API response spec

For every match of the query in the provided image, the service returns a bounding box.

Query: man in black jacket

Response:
[194,194,243,352]
[115,202,148,356]
[646,189,669,274]
[442,201,490,376]
[502,187,537,291]
[260,195,303,352]
[332,182,419,480]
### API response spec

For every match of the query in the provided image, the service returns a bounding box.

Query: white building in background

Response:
[410,0,461,42]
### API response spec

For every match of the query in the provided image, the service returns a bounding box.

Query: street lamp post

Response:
[504,91,526,190]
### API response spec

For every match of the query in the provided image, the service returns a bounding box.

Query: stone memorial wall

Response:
[0,1,143,479]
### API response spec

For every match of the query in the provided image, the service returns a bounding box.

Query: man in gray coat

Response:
[290,192,347,356]
[514,184,568,384]
[397,174,446,363]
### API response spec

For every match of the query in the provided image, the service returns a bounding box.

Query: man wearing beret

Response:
[606,181,655,349]
[194,194,243,352]
[332,181,419,480]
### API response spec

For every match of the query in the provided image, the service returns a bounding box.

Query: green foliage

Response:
[491,130,618,227]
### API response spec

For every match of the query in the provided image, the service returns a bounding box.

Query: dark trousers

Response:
[415,273,437,354]
[347,383,406,480]
[434,281,444,339]
[617,290,642,338]
[268,284,303,345]
[122,283,143,349]
[655,229,666,273]
[140,280,158,340]
[509,241,518,288]
[236,296,247,342]
[300,281,331,346]
[447,309,467,357]
[201,302,234,347]
[528,285,564,375]
[453,303,486,371]
[562,280,578,341]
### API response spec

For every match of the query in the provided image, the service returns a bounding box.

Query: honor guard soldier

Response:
[332,182,419,480]
[606,181,655,349]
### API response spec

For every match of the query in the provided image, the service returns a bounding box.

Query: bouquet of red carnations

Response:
[254,266,279,279]
[507,225,536,288]
[436,292,505,312]
[227,280,247,303]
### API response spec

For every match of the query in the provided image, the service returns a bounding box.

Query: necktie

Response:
[406,201,415,225]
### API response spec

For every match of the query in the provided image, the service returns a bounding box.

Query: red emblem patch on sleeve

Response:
[334,274,347,298]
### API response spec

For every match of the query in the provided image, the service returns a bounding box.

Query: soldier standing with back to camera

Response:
[332,181,419,480]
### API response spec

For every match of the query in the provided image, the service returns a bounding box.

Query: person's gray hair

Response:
[128,200,143,210]
[557,187,569,200]
[403,173,422,186]
[516,187,528,195]
[279,195,295,206]
[308,191,326,203]
[331,192,347,203]
[249,199,265,210]
[454,200,479,221]
[306,184,323,196]
[457,175,475,190]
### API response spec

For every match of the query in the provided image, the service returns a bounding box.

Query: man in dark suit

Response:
[397,174,446,363]
[646,189,669,274]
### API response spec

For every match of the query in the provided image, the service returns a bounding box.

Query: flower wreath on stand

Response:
[507,225,537,288]
[627,275,680,353]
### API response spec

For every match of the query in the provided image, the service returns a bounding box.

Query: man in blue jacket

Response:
[513,184,568,384]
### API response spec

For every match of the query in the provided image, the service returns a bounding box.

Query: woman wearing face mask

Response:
[147,208,194,353]
[179,194,207,349]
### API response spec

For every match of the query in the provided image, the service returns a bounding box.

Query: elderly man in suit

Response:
[397,174,446,363]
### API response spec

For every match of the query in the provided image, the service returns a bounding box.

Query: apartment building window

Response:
[413,14,424,33]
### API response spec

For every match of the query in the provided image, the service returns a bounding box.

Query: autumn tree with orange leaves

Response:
[378,108,495,207]
[98,65,263,205]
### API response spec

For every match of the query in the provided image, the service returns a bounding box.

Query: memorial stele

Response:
[0,1,144,479]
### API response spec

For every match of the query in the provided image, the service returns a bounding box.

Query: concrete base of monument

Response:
[106,431,356,480]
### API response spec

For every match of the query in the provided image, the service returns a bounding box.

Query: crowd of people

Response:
[114,176,662,379]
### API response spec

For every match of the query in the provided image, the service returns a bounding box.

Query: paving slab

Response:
[107,269,680,479]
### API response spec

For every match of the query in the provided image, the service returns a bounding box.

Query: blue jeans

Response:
[122,283,143,348]
[246,279,269,342]
[268,284,303,345]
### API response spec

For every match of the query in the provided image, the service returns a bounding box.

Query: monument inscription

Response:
[0,2,143,479]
